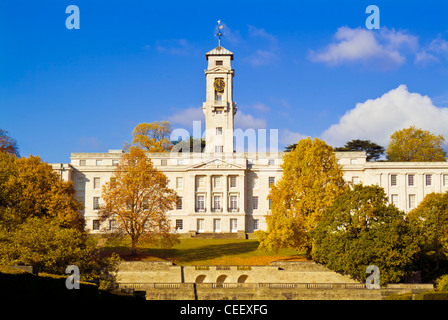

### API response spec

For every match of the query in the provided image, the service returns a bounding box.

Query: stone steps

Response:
[191,232,243,239]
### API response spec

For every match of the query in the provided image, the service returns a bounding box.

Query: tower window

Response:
[215,92,223,101]
[216,127,223,135]
[215,145,223,153]
[216,60,223,66]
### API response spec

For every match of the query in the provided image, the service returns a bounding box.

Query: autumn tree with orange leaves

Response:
[131,121,173,152]
[99,146,178,255]
[256,138,348,256]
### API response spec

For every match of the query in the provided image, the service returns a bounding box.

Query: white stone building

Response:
[51,45,448,235]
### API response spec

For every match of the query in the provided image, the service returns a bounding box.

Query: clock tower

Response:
[203,45,237,154]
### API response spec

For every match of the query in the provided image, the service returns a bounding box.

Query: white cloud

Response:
[234,111,267,130]
[245,25,278,67]
[309,27,418,69]
[280,129,309,146]
[252,103,270,112]
[248,25,277,44]
[155,39,195,55]
[321,84,448,148]
[168,107,204,127]
[415,35,448,64]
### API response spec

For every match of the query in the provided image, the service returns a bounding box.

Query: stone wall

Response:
[141,283,433,300]
[116,261,434,300]
[117,261,359,285]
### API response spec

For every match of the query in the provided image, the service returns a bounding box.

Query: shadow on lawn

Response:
[109,241,261,264]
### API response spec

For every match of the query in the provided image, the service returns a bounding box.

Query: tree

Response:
[386,126,446,161]
[131,121,173,152]
[0,152,84,230]
[0,217,121,289]
[257,137,347,256]
[0,129,19,157]
[311,184,420,284]
[335,139,385,161]
[171,136,206,153]
[99,146,179,255]
[284,143,297,152]
[408,192,448,282]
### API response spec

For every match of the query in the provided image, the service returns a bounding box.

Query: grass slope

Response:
[101,238,308,265]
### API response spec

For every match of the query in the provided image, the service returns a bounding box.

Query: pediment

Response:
[205,66,232,74]
[187,158,246,171]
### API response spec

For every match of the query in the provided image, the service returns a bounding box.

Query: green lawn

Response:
[99,237,307,265]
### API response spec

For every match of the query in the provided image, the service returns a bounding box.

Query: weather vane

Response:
[216,20,224,46]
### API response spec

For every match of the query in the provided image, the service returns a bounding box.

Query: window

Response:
[112,160,119,166]
[213,176,221,188]
[426,174,432,186]
[409,194,416,209]
[92,220,100,231]
[252,196,259,210]
[93,177,100,189]
[197,176,205,189]
[391,194,399,206]
[161,159,167,166]
[176,219,183,231]
[213,196,221,211]
[215,109,223,114]
[216,60,223,66]
[444,174,448,187]
[391,174,398,186]
[96,160,103,166]
[213,219,221,232]
[408,174,415,186]
[352,176,359,185]
[176,197,183,210]
[230,219,238,233]
[109,219,116,230]
[268,198,272,209]
[197,195,205,211]
[216,127,223,135]
[230,176,237,188]
[268,159,275,166]
[93,197,100,210]
[253,219,259,231]
[350,159,358,165]
[197,219,204,232]
[176,177,183,189]
[79,160,86,166]
[215,92,223,101]
[269,177,275,188]
[215,145,223,153]
[230,195,238,211]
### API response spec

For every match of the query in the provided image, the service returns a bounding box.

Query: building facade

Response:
[51,45,448,235]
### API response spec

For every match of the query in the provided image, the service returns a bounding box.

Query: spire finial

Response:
[216,20,224,46]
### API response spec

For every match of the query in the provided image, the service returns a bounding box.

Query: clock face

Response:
[213,78,225,92]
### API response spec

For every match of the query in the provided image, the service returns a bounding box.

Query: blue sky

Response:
[1,0,448,163]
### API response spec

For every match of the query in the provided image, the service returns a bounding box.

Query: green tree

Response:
[99,146,179,255]
[0,153,84,230]
[335,139,385,161]
[257,137,347,256]
[0,217,120,289]
[171,136,206,153]
[311,184,420,284]
[408,192,448,282]
[386,126,446,161]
